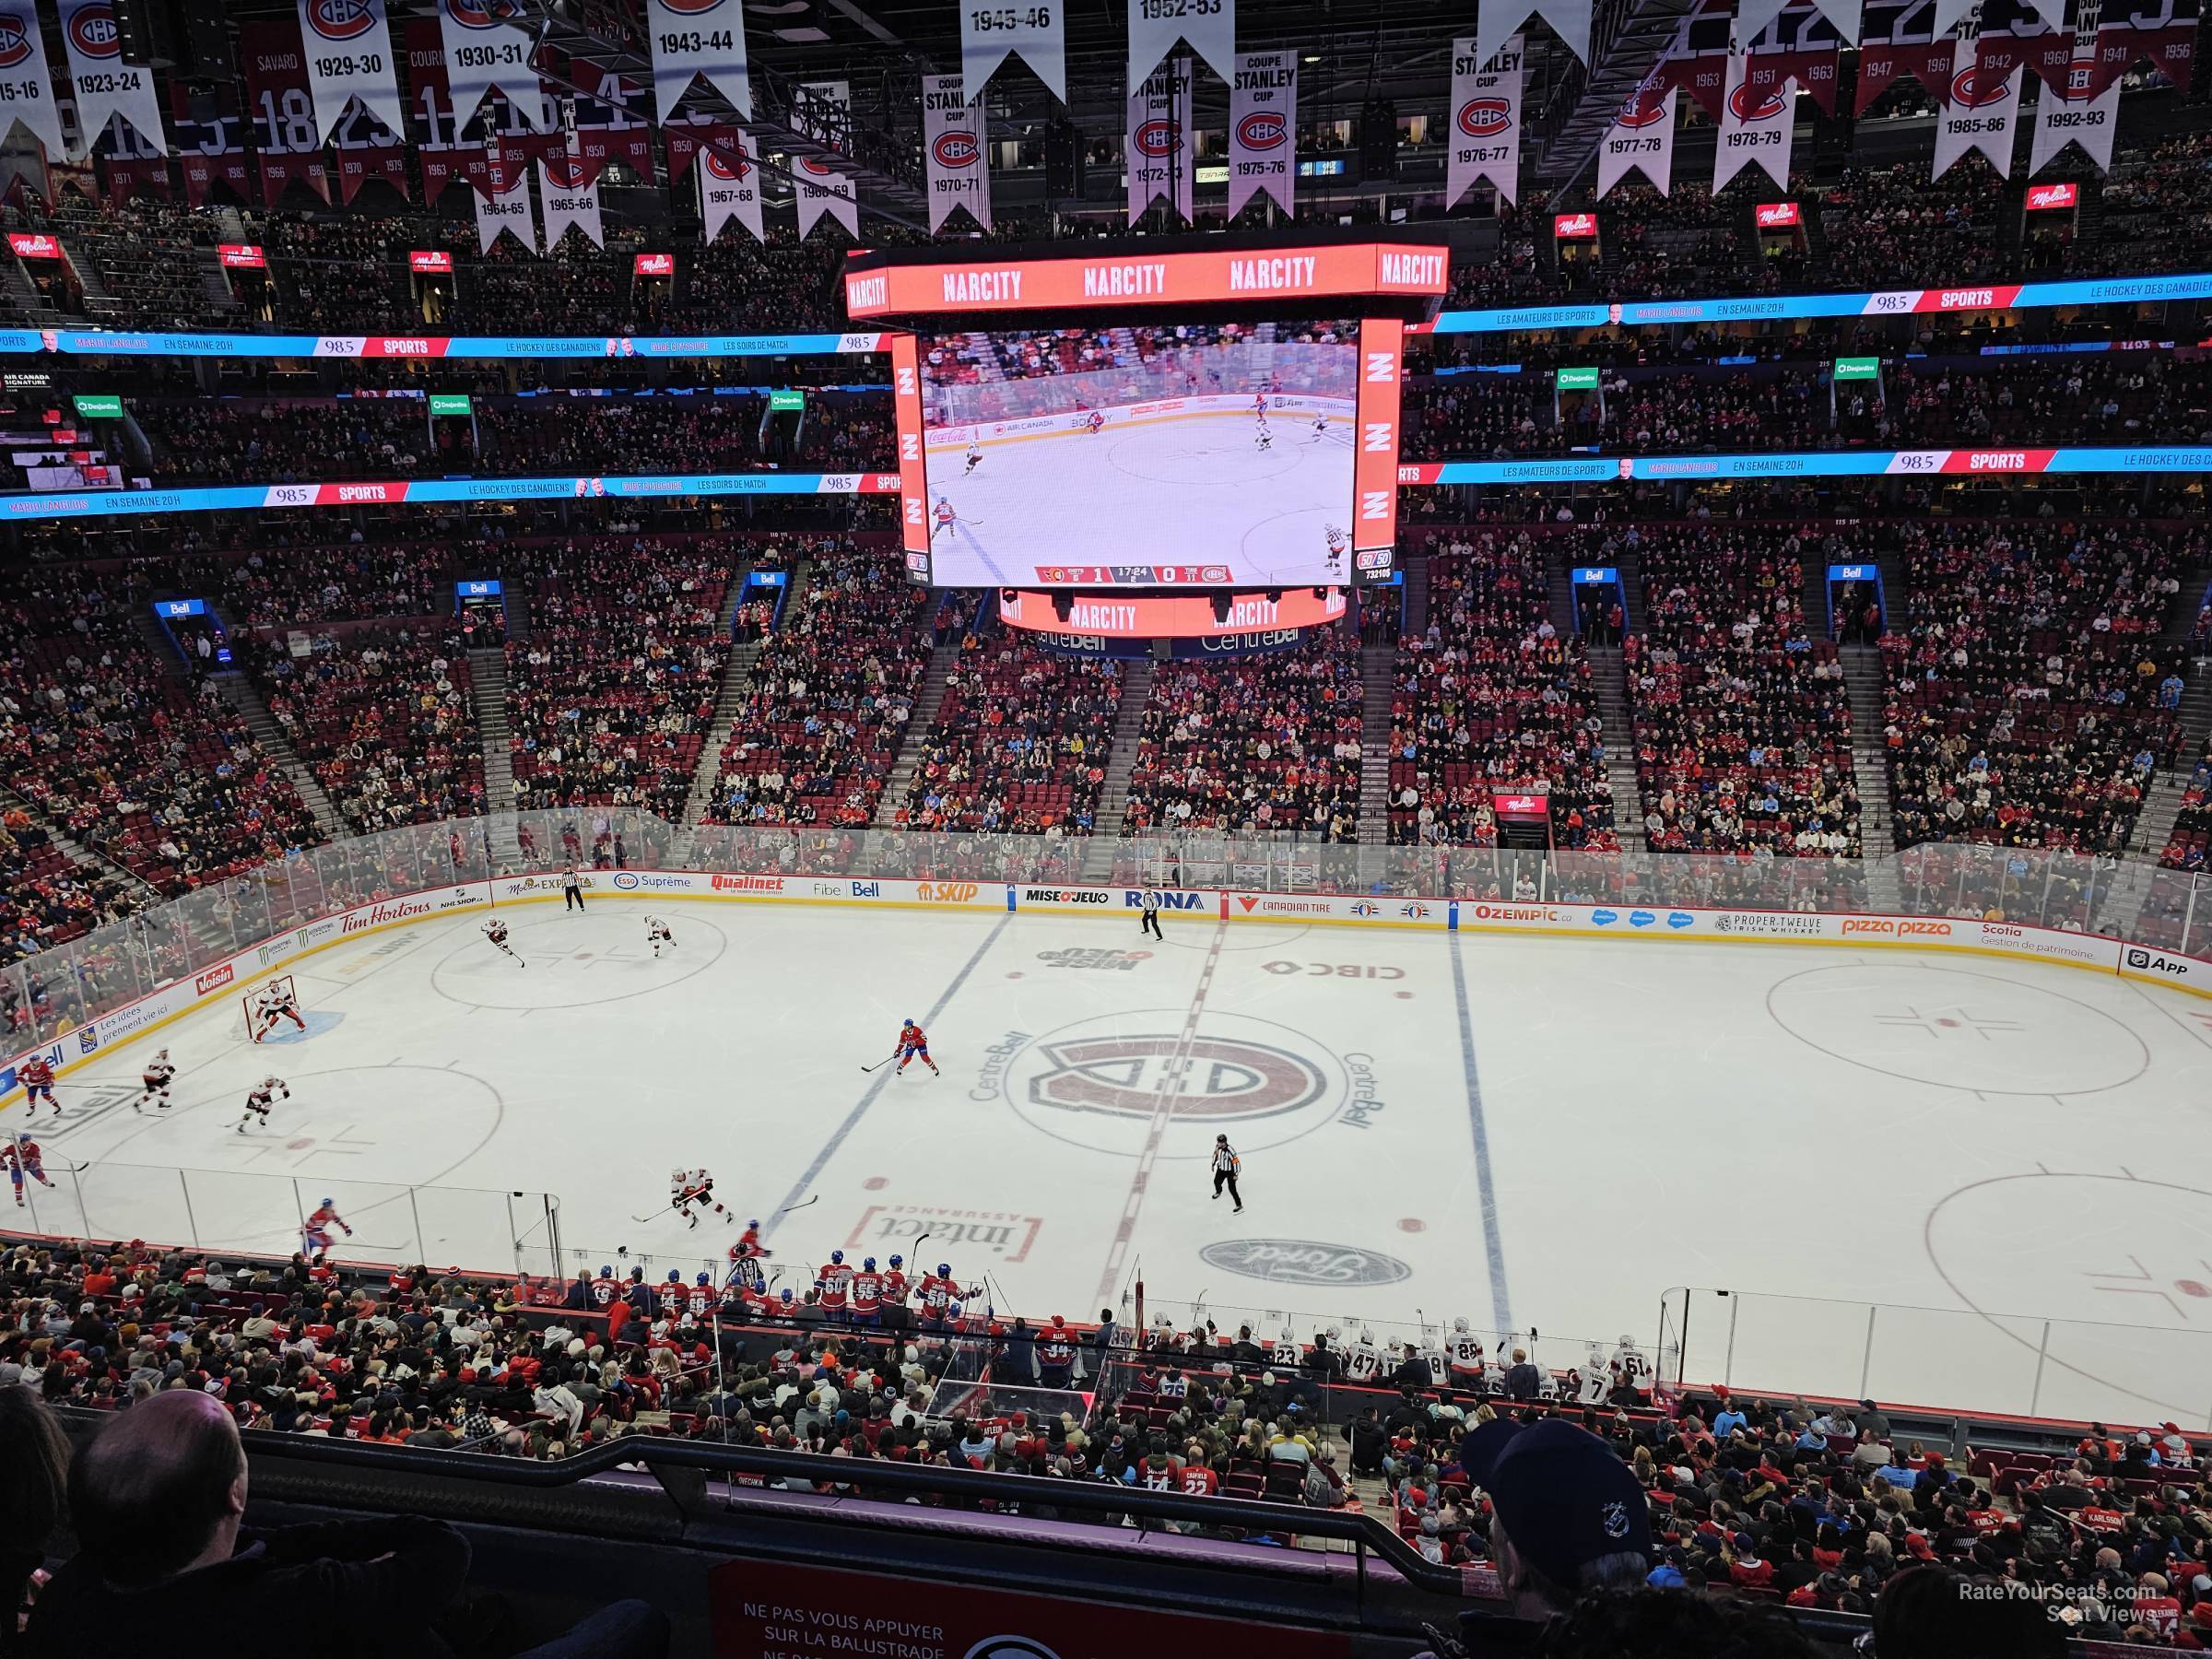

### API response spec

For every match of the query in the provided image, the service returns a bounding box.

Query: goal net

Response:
[241,974,300,1042]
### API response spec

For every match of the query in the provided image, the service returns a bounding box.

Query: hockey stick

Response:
[859,1051,902,1074]
[629,1196,687,1224]
[776,1194,818,1214]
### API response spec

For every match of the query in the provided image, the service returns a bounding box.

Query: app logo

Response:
[1198,1239,1414,1288]
[1236,110,1287,150]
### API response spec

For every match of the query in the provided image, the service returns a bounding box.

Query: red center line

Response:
[1095,920,1228,1305]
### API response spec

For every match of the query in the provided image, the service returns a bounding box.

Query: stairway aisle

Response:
[213,674,343,841]
[467,651,520,863]
[1079,659,1157,878]
[1358,645,1394,846]
[1588,646,1648,852]
[872,641,961,828]
[1840,646,1901,910]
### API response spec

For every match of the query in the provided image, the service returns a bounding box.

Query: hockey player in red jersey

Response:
[6,1134,53,1206]
[817,1250,853,1321]
[879,1253,909,1315]
[849,1257,883,1326]
[300,1198,353,1263]
[725,1220,771,1291]
[685,1273,714,1322]
[916,1263,961,1330]
[895,1019,938,1077]
[1038,1316,1078,1387]
[17,1056,54,1116]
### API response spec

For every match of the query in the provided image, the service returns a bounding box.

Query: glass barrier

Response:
[18,1161,561,1278]
[1664,1288,2212,1430]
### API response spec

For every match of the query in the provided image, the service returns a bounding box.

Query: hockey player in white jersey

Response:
[251,982,304,1042]
[1345,1326,1382,1383]
[483,916,524,965]
[1417,1328,1450,1389]
[135,1048,176,1113]
[645,916,674,959]
[962,441,982,477]
[1576,1342,1611,1405]
[1446,1317,1487,1390]
[670,1167,733,1228]
[1611,1333,1654,1400]
[236,1077,289,1133]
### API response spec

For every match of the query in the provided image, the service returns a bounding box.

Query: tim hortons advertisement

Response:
[709,1559,1350,1659]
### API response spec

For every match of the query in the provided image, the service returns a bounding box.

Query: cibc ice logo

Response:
[0,13,36,67]
[1237,110,1287,150]
[68,2,121,58]
[933,130,979,169]
[1133,118,1181,158]
[1199,1238,1414,1288]
[1457,97,1512,138]
[1728,81,1788,122]
[305,0,378,42]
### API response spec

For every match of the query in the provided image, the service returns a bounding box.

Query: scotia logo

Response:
[305,0,378,42]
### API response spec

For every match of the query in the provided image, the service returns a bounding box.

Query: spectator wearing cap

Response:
[1461,1417,1653,1620]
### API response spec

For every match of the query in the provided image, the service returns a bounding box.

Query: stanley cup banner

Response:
[1129,0,1232,95]
[2029,35,2121,174]
[1933,36,2022,179]
[57,0,166,159]
[794,78,858,238]
[1596,82,1677,196]
[1712,48,1794,192]
[697,128,764,241]
[922,72,990,231]
[295,0,406,145]
[961,0,1065,104]
[1227,50,1296,218]
[539,149,604,247]
[474,167,535,251]
[0,1,67,160]
[436,0,544,131]
[1445,36,1524,207]
[646,0,750,120]
[1125,55,1193,225]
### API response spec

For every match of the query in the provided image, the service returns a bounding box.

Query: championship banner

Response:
[1126,55,1194,225]
[1933,39,2021,179]
[1129,0,1232,92]
[1445,36,1524,207]
[696,128,764,242]
[474,169,535,252]
[794,79,858,239]
[962,0,1065,103]
[645,0,750,120]
[539,151,603,247]
[921,74,989,232]
[1713,49,1794,192]
[1227,50,1296,218]
[98,102,168,205]
[1853,36,1953,112]
[240,21,330,205]
[2029,37,2121,174]
[1597,83,1677,196]
[328,104,412,204]
[57,0,166,160]
[0,2,66,160]
[664,115,741,182]
[1745,46,1840,112]
[295,0,405,145]
[171,80,249,205]
[1475,0,1590,73]
[562,53,655,181]
[435,0,543,132]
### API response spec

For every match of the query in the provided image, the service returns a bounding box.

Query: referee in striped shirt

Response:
[1210,1135,1243,1213]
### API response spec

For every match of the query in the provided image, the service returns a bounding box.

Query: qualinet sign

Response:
[712,875,786,893]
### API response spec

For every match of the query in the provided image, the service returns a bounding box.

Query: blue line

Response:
[765,912,1012,1241]
[1449,933,1512,1332]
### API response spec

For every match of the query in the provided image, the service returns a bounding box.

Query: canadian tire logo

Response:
[1200,1239,1413,1287]
[305,0,377,42]
[1027,1033,1324,1120]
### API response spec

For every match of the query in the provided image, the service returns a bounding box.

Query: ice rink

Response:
[926,407,1356,586]
[18,899,2212,1427]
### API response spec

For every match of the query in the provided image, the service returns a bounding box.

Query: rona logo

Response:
[305,0,378,42]
[1199,1239,1413,1288]
[1028,1033,1325,1121]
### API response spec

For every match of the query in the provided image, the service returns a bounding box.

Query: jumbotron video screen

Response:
[918,321,1360,586]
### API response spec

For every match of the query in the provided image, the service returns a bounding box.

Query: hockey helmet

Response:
[1453,1316,1469,1333]
[666,1270,682,1283]
[830,1249,844,1265]
[671,1167,685,1182]
[1051,1314,1065,1328]
[748,1218,760,1229]
[888,1254,902,1268]
[597,1265,613,1277]
[321,1197,334,1208]
[863,1257,876,1271]
[778,1288,794,1304]
[696,1273,711,1287]
[936,1263,950,1277]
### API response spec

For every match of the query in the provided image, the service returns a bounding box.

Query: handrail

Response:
[183,1416,1468,1597]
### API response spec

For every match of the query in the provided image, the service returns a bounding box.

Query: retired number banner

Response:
[922,72,990,231]
[1227,50,1295,218]
[1446,36,1523,207]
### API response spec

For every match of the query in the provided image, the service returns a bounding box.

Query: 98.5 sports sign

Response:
[710,1560,1349,1658]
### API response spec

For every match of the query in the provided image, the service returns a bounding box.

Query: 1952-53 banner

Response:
[1228,50,1296,218]
[921,72,990,231]
[1446,35,1523,206]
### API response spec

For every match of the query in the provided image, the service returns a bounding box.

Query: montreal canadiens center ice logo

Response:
[306,0,378,42]
[1025,1030,1324,1121]
[1457,98,1512,139]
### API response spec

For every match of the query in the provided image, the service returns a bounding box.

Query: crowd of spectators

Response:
[706,541,932,827]
[1119,635,1366,841]
[39,199,212,330]
[505,537,732,821]
[177,539,458,629]
[1880,521,2194,856]
[244,627,486,834]
[0,805,142,971]
[1624,525,1863,857]
[1820,161,2006,290]
[1388,530,1618,851]
[895,611,1123,836]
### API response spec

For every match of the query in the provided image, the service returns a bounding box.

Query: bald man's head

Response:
[70,1388,247,1586]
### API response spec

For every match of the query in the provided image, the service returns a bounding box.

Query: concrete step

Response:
[213,674,344,841]
[874,641,961,829]
[467,649,521,862]
[1587,645,1648,852]
[1358,645,1394,846]
[1081,659,1157,877]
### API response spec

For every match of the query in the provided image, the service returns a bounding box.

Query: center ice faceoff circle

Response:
[992,1008,1351,1159]
[1764,963,2149,1095]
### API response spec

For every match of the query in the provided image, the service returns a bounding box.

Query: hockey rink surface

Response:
[20,900,2212,1428]
[927,410,1355,587]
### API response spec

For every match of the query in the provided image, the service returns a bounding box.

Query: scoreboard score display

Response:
[853,234,1446,608]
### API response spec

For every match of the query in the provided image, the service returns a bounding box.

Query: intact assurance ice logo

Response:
[1200,1238,1413,1288]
